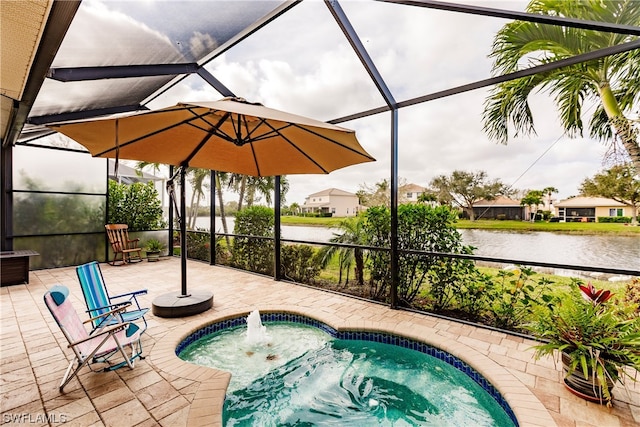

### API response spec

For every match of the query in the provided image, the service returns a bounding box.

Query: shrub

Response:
[231,206,275,275]
[489,266,556,330]
[108,180,165,231]
[186,231,211,262]
[362,204,475,306]
[597,216,631,223]
[280,244,322,283]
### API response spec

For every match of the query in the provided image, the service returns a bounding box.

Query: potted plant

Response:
[144,238,166,262]
[527,281,640,406]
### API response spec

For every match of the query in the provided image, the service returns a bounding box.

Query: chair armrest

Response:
[84,302,131,324]
[69,323,129,347]
[110,289,148,300]
[85,301,130,314]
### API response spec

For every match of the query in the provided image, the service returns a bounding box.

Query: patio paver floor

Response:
[1,258,638,426]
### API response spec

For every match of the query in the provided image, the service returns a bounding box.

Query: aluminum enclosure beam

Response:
[329,39,640,124]
[47,63,200,82]
[28,104,147,126]
[378,0,640,36]
[326,0,400,308]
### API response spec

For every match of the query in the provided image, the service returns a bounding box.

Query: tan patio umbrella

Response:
[49,97,375,317]
[49,97,375,176]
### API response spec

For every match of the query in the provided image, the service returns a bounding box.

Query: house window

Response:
[406,192,413,198]
[609,208,623,217]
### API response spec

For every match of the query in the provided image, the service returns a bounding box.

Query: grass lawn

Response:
[454,219,639,235]
[280,216,639,236]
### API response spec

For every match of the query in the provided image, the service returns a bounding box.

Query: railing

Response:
[183,230,640,338]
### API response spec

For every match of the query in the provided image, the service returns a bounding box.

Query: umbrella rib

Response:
[259,120,330,174]
[184,133,215,166]
[182,111,232,165]
[291,123,375,160]
[94,109,215,157]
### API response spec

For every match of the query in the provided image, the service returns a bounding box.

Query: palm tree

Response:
[483,0,640,173]
[187,168,209,229]
[520,190,544,222]
[318,216,367,287]
[214,171,232,248]
[542,186,559,211]
[229,175,289,209]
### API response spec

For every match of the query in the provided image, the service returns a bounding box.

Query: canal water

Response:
[201,217,639,272]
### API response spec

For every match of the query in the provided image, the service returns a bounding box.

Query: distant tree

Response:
[542,186,559,210]
[429,170,506,221]
[214,171,231,247]
[187,168,209,229]
[580,164,639,225]
[229,175,290,208]
[135,161,210,230]
[520,190,545,222]
[358,177,409,207]
[358,178,391,207]
[482,0,640,173]
[417,191,438,204]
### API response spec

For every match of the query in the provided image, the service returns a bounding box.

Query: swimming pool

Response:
[177,312,518,426]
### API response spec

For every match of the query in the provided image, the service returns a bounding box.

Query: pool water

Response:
[179,322,516,427]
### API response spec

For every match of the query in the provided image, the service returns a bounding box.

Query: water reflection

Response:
[460,229,639,271]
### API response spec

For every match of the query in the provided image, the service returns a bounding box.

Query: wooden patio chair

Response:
[105,224,142,266]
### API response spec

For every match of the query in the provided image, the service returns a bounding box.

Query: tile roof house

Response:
[555,196,632,222]
[301,188,361,217]
[472,196,525,220]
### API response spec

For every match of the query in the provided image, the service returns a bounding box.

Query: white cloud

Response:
[77,0,609,206]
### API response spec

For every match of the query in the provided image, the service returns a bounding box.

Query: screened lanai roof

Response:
[3,0,638,150]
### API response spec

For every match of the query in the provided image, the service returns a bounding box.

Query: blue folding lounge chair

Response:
[44,285,143,391]
[76,261,148,333]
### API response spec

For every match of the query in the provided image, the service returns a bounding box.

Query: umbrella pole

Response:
[152,165,213,318]
[180,166,189,297]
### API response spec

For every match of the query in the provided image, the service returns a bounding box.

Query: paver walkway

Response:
[1,258,638,426]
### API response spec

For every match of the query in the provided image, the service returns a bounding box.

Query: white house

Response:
[301,188,361,217]
[399,183,427,203]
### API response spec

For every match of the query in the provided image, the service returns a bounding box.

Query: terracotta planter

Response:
[562,353,614,404]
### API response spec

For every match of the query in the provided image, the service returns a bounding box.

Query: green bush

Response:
[280,244,322,283]
[598,216,631,223]
[488,266,556,330]
[362,204,476,306]
[108,180,166,231]
[231,206,275,275]
[186,231,210,262]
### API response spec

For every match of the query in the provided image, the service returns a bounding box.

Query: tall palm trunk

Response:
[188,190,198,229]
[237,176,246,211]
[598,83,640,173]
[215,172,231,248]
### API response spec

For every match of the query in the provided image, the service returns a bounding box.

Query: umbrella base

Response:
[152,290,213,318]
